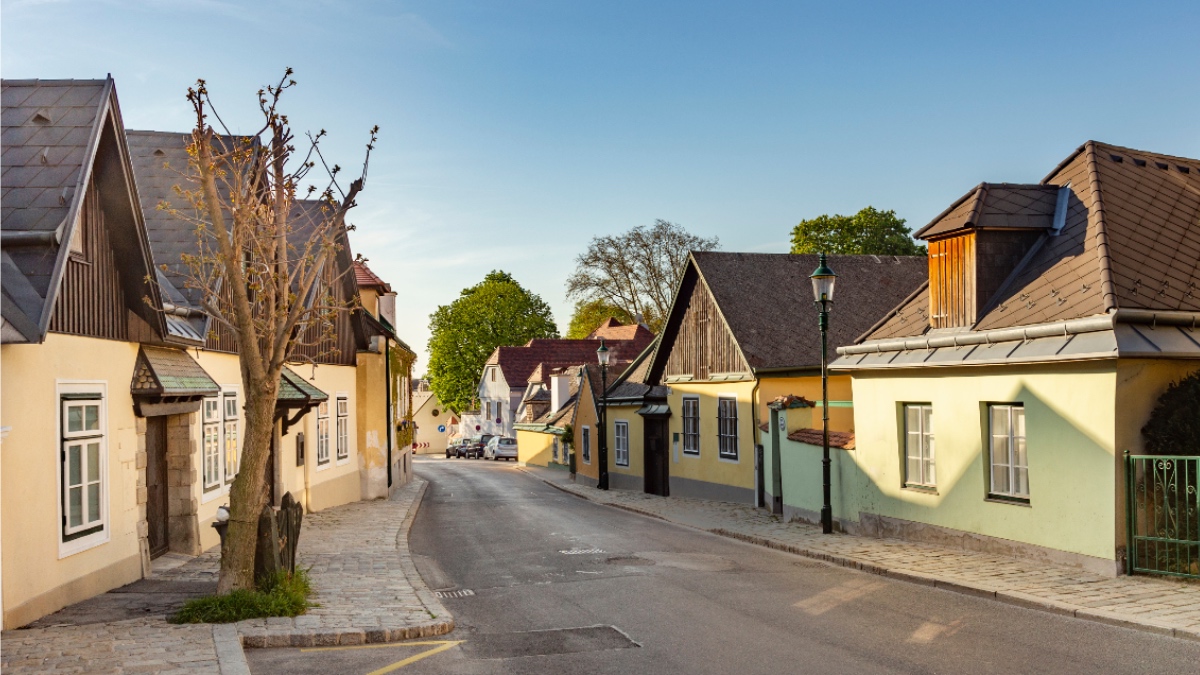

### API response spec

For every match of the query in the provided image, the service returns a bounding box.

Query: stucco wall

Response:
[756,373,854,433]
[847,362,1119,567]
[1,334,145,628]
[665,380,756,502]
[606,402,644,487]
[575,382,600,481]
[356,351,389,500]
[412,394,451,455]
[517,429,561,467]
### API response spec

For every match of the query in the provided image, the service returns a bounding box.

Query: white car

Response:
[484,436,518,461]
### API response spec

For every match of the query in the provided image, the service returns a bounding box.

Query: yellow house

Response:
[515,365,591,471]
[633,252,925,504]
[831,141,1200,576]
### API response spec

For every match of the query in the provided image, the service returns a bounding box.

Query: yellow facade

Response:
[604,401,645,492]
[756,373,854,433]
[516,428,562,467]
[574,382,600,481]
[1,334,144,628]
[664,379,757,501]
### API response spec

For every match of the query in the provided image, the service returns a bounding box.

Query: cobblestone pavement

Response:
[1,477,452,672]
[518,465,1200,642]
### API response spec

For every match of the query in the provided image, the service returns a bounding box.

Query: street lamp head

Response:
[596,339,610,366]
[810,252,837,305]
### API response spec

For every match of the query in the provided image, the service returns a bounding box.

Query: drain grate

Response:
[435,589,476,598]
[560,548,605,555]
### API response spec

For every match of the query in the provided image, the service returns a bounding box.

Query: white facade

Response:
[475,364,521,438]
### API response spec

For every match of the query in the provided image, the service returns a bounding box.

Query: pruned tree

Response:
[565,298,634,339]
[790,207,925,256]
[566,220,717,333]
[427,271,558,412]
[165,70,377,593]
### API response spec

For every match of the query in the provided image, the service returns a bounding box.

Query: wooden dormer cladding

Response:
[928,233,975,329]
[663,277,748,380]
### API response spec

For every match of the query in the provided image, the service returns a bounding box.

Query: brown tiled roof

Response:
[787,428,855,450]
[687,252,927,370]
[487,332,655,389]
[858,282,930,341]
[588,317,654,342]
[915,183,1059,239]
[354,260,391,291]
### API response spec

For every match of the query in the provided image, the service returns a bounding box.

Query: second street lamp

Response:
[596,339,610,490]
[810,253,837,534]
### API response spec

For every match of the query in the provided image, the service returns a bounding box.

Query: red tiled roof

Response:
[354,260,391,291]
[488,332,655,389]
[588,318,655,342]
[787,428,855,450]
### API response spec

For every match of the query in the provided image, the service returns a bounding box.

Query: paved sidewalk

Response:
[519,464,1200,642]
[1,476,452,673]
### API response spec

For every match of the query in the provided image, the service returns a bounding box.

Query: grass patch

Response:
[170,569,313,624]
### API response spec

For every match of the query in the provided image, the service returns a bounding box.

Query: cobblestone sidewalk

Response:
[519,465,1200,642]
[1,477,451,673]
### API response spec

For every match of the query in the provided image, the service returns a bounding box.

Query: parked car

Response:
[446,441,463,459]
[484,436,518,461]
[457,434,493,459]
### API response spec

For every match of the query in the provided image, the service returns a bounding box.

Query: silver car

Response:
[484,436,518,461]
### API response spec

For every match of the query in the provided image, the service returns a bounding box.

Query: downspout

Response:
[385,336,393,489]
[751,377,762,508]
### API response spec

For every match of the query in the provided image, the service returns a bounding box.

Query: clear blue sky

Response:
[5,1,1199,369]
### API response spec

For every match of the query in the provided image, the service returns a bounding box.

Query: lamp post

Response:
[810,253,837,534]
[596,339,610,490]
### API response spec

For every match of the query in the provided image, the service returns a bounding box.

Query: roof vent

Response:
[30,109,51,124]
[1155,161,1168,170]
[41,147,49,164]
[1110,154,1123,163]
[59,187,69,205]
[1133,158,1147,167]
[1178,166,1190,174]
[153,149,166,156]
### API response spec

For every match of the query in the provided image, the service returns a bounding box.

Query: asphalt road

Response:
[249,457,1200,674]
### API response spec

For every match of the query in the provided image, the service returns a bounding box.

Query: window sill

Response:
[316,461,332,472]
[59,528,109,559]
[201,485,228,505]
[681,451,700,458]
[985,495,1031,507]
[902,484,938,495]
[336,457,350,467]
[718,454,739,464]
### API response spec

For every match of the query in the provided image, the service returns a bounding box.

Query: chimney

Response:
[550,369,570,412]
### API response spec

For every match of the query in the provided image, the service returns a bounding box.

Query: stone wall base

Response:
[669,475,754,505]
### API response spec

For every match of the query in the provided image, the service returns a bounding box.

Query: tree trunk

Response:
[216,374,279,594]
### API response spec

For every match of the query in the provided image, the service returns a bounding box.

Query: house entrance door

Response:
[643,418,669,497]
[145,416,169,559]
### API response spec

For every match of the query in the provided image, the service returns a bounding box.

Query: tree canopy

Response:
[427,271,559,412]
[790,207,925,256]
[565,298,635,339]
[1141,370,1200,456]
[566,219,718,333]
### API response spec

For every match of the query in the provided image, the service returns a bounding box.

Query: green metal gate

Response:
[1126,453,1200,579]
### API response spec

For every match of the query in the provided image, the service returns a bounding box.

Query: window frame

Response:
[614,420,629,467]
[316,400,331,467]
[581,425,591,464]
[336,394,349,464]
[987,403,1029,502]
[681,396,700,456]
[717,396,738,461]
[902,403,936,489]
[202,397,222,492]
[57,381,109,558]
[222,390,240,485]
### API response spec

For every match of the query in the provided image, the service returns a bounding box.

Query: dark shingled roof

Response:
[278,366,329,404]
[914,183,1059,239]
[131,346,219,397]
[685,252,927,371]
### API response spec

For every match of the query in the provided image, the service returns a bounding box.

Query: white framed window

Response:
[223,391,239,484]
[903,404,935,488]
[552,436,560,462]
[202,397,221,491]
[582,426,591,464]
[57,382,109,557]
[989,404,1028,501]
[682,397,699,455]
[614,421,629,467]
[317,400,331,466]
[717,397,738,460]
[336,395,349,463]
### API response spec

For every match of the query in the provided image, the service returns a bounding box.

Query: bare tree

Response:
[566,220,718,333]
[167,70,377,593]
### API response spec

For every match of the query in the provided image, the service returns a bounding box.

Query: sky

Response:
[4,0,1199,371]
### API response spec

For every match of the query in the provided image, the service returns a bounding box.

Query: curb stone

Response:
[519,466,1200,643]
[213,624,250,675]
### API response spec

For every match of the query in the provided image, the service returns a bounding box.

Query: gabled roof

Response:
[650,252,926,377]
[354,260,391,292]
[588,317,654,342]
[914,183,1060,239]
[2,77,164,343]
[604,337,667,402]
[278,366,329,404]
[486,332,655,390]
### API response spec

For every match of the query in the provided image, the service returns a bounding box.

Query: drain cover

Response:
[459,625,639,660]
[435,589,476,598]
[560,548,605,555]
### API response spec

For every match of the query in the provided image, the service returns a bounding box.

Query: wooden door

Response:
[145,416,169,559]
[643,418,670,497]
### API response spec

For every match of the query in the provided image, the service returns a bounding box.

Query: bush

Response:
[170,569,312,624]
[1141,370,1200,456]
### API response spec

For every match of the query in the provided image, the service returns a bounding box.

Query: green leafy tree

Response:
[1141,370,1200,456]
[565,298,635,339]
[427,271,559,412]
[790,207,925,256]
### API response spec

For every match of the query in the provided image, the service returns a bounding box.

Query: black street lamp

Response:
[810,253,837,534]
[596,339,610,490]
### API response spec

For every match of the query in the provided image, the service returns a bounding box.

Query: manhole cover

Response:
[459,625,639,660]
[435,589,476,598]
[606,556,655,566]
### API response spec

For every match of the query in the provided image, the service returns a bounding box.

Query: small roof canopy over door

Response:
[131,345,220,416]
[277,366,329,435]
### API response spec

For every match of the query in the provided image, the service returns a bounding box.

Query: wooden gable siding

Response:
[50,175,128,341]
[663,277,748,380]
[928,233,975,329]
